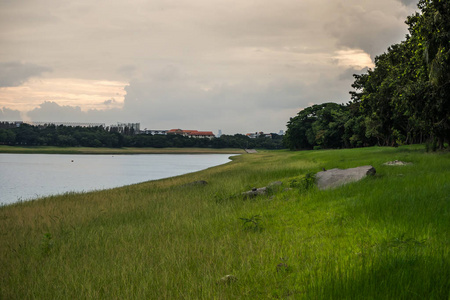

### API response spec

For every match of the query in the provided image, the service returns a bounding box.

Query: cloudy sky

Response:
[0,0,418,134]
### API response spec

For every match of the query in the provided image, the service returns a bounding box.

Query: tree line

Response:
[285,0,449,150]
[0,122,284,149]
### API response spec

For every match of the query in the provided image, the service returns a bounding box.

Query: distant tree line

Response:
[284,0,449,150]
[0,122,284,149]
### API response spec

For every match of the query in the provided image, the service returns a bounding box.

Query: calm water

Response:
[0,153,235,205]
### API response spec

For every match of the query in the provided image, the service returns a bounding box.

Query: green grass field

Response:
[1,146,449,299]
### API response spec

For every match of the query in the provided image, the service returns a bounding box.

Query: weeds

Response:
[378,233,427,250]
[239,215,263,231]
[288,172,316,192]
[40,232,53,255]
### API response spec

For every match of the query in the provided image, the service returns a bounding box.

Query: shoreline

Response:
[0,152,239,206]
[0,145,246,155]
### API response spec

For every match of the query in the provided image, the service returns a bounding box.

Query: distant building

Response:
[217,129,222,138]
[168,129,215,139]
[24,121,105,128]
[140,129,168,135]
[246,132,272,139]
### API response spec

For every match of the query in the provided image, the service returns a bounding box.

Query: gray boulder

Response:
[316,165,376,190]
[242,181,283,198]
[245,149,258,153]
[242,187,268,198]
[383,160,412,166]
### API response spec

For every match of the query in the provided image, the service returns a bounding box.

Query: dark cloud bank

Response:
[0,61,51,87]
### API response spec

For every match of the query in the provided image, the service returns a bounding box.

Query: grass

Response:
[0,145,245,154]
[0,146,449,299]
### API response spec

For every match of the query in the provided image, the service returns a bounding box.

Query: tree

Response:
[284,103,349,150]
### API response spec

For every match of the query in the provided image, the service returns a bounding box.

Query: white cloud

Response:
[0,78,127,111]
[333,49,375,69]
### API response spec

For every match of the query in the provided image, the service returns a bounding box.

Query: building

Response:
[246,132,272,139]
[23,121,105,128]
[168,129,215,139]
[140,129,168,135]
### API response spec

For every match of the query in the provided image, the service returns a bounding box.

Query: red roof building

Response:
[168,129,215,139]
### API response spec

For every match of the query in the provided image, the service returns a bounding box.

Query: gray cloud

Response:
[27,102,85,122]
[397,0,418,7]
[0,62,52,87]
[0,0,419,133]
[324,2,415,58]
[26,101,123,125]
[117,65,137,78]
[0,107,21,120]
[103,98,117,105]
[338,67,369,81]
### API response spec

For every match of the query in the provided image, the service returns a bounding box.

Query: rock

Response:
[218,275,237,284]
[315,165,376,190]
[245,149,258,153]
[242,187,267,198]
[383,160,412,166]
[242,181,283,198]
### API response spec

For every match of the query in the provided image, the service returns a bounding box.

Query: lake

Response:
[0,153,235,205]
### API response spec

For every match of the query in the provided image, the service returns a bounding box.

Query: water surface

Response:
[0,153,235,205]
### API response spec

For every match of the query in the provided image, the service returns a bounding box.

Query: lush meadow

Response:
[0,146,449,299]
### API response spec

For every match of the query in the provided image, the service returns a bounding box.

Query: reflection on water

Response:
[0,153,234,205]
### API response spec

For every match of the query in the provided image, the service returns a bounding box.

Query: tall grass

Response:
[0,146,448,299]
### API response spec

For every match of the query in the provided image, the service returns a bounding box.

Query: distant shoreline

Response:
[0,145,246,155]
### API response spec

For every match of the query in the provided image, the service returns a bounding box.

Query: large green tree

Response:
[350,0,449,148]
[284,103,349,150]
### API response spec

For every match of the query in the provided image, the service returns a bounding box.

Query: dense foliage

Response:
[285,0,449,150]
[0,122,284,149]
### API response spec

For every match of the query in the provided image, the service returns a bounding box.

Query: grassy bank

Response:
[0,145,245,154]
[1,146,449,299]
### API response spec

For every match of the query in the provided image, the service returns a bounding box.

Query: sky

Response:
[0,0,418,135]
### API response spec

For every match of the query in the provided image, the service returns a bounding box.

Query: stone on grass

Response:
[242,181,284,198]
[316,165,376,190]
[218,275,237,284]
[245,149,258,153]
[383,160,412,166]
[242,187,267,198]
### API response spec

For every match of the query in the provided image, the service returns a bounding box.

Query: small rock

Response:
[245,149,258,153]
[242,182,283,199]
[218,275,237,284]
[242,187,268,198]
[383,160,412,166]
